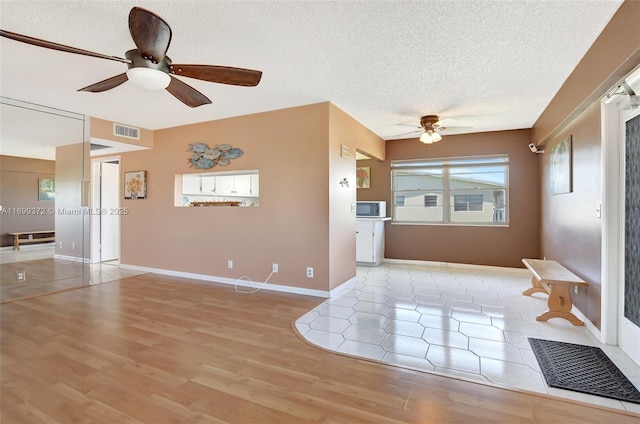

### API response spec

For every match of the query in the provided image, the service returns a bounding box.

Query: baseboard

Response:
[1,242,55,251]
[329,276,357,297]
[119,263,334,298]
[382,258,529,276]
[570,304,602,341]
[53,254,90,264]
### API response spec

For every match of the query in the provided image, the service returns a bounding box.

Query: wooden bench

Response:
[9,230,55,251]
[521,258,588,326]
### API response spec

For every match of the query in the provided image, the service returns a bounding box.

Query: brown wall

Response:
[358,129,540,268]
[540,102,602,328]
[532,0,640,146]
[117,102,383,293]
[533,0,640,330]
[0,155,56,247]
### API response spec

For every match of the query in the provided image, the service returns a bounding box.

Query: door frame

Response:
[90,156,121,264]
[601,71,640,365]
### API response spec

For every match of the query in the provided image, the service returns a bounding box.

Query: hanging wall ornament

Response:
[187,142,244,169]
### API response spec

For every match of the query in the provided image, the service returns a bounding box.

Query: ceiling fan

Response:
[0,7,262,108]
[398,115,472,144]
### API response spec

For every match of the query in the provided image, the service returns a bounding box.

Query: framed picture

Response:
[38,178,55,201]
[356,167,371,189]
[550,135,572,194]
[124,170,147,199]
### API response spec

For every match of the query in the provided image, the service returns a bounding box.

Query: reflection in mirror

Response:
[0,97,90,302]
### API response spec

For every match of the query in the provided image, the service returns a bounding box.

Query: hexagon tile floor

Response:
[294,263,640,414]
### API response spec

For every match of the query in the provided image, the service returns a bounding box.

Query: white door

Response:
[100,162,120,262]
[621,107,640,365]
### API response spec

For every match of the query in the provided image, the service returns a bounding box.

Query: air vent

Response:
[90,143,110,151]
[113,123,140,140]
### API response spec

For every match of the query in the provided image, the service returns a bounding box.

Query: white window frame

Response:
[391,155,509,226]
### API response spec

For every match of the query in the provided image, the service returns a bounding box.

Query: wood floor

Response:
[1,274,638,423]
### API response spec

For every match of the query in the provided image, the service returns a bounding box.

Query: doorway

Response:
[602,68,640,366]
[91,157,120,264]
[621,108,640,365]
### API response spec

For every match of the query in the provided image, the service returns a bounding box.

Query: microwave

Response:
[356,201,386,217]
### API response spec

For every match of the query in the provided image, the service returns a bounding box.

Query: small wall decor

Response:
[356,167,371,189]
[124,171,147,199]
[550,135,572,194]
[38,178,55,201]
[341,144,350,159]
[187,142,243,169]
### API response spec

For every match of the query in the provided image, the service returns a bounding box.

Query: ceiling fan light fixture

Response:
[126,67,170,90]
[420,130,442,144]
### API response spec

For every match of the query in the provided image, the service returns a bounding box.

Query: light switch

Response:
[596,203,601,218]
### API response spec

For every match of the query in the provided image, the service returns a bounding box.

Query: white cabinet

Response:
[182,175,201,194]
[356,219,387,266]
[215,174,257,196]
[250,174,259,196]
[200,176,216,193]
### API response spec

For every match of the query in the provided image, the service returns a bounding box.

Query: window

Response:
[454,194,483,212]
[391,155,508,225]
[424,195,438,207]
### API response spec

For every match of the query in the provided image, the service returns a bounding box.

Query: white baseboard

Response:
[382,258,530,276]
[1,242,55,251]
[53,254,90,264]
[119,263,335,298]
[570,304,602,341]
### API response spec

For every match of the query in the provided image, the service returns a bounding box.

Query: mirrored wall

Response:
[0,97,90,302]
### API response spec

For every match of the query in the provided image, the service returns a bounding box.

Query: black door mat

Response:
[528,338,640,404]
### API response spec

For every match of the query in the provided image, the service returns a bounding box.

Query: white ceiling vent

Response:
[113,123,140,140]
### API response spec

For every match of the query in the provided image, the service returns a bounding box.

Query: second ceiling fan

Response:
[399,115,473,144]
[0,7,262,108]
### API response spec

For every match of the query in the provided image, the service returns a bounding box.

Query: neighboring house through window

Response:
[391,155,509,225]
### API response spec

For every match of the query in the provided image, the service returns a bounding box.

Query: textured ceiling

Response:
[0,0,624,151]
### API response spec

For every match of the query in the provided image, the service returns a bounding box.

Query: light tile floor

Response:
[295,262,640,414]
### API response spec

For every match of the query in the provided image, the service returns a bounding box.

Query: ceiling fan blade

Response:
[129,7,172,63]
[395,129,424,137]
[170,64,262,87]
[78,73,129,93]
[0,30,129,63]
[166,76,212,108]
[435,117,458,127]
[439,126,474,134]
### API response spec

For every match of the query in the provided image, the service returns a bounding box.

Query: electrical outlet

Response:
[306,267,314,278]
[228,260,233,269]
[72,242,76,250]
[16,270,26,282]
[59,241,63,248]
[272,263,279,273]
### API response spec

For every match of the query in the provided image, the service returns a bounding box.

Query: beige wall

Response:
[90,117,154,148]
[54,143,90,259]
[328,104,385,290]
[359,129,540,268]
[0,155,55,247]
[118,102,382,293]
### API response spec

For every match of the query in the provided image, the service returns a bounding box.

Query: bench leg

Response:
[536,284,584,326]
[522,276,546,296]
